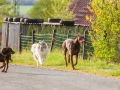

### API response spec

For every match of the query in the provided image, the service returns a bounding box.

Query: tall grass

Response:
[11,49,120,78]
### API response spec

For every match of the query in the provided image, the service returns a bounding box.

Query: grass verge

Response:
[11,49,120,78]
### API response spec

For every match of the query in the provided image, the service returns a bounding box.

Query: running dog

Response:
[31,41,48,66]
[0,47,15,72]
[62,34,84,70]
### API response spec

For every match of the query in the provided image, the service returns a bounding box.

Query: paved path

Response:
[0,65,120,90]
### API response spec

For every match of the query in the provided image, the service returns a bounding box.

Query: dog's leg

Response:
[74,54,78,66]
[71,55,75,70]
[33,55,39,67]
[64,48,68,66]
[0,62,4,68]
[35,52,43,66]
[1,62,6,72]
[0,66,4,68]
[37,60,39,67]
[68,54,70,63]
[4,60,9,73]
[38,56,43,65]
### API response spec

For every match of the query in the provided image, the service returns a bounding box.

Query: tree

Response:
[86,0,120,63]
[28,0,75,21]
[0,0,15,28]
[8,0,37,5]
[0,0,15,17]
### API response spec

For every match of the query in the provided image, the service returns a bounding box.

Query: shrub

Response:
[86,0,120,63]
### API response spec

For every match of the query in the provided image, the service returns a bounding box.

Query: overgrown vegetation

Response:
[12,49,120,78]
[0,0,15,17]
[86,0,120,63]
[0,0,15,28]
[28,0,75,21]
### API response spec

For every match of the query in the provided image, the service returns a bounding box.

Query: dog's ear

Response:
[39,40,41,43]
[2,48,7,50]
[6,46,10,48]
[77,32,81,37]
[2,48,8,53]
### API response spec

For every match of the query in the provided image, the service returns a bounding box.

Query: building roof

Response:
[70,0,92,26]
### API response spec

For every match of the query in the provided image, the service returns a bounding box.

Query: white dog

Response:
[31,41,48,66]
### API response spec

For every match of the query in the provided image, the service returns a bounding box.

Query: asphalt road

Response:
[0,65,120,90]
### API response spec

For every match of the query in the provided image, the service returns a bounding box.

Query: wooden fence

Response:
[1,22,21,51]
[1,21,93,59]
[20,28,93,59]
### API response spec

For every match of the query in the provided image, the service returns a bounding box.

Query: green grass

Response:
[11,49,120,78]
[20,5,33,14]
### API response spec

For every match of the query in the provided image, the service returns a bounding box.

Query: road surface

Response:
[0,65,120,90]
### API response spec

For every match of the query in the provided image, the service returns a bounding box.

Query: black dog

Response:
[0,47,15,72]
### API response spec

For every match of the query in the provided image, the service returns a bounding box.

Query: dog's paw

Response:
[4,71,7,73]
[0,66,4,69]
[72,67,76,70]
[1,70,5,72]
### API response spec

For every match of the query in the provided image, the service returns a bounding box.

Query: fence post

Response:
[19,33,22,53]
[67,29,71,38]
[77,25,80,32]
[82,26,88,59]
[5,22,9,47]
[32,30,35,44]
[18,22,21,53]
[50,29,56,52]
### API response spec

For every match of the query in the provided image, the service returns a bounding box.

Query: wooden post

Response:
[67,29,71,38]
[50,29,56,52]
[19,33,22,53]
[32,30,35,44]
[77,25,80,32]
[5,22,9,47]
[82,26,88,59]
[18,23,21,53]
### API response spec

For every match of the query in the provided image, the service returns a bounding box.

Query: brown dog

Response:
[0,47,15,72]
[62,34,84,70]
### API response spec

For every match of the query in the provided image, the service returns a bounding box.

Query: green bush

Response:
[87,0,120,63]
